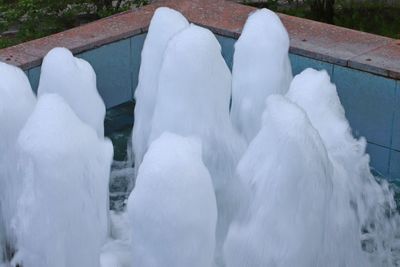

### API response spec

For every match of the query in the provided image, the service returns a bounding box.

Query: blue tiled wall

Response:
[25,34,147,108]
[216,35,235,70]
[24,34,399,180]
[367,143,391,177]
[392,81,400,152]
[78,39,132,108]
[332,66,396,147]
[130,34,146,97]
[391,151,400,179]
[289,53,333,76]
[28,66,41,93]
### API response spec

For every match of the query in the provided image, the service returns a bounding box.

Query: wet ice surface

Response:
[1,5,400,267]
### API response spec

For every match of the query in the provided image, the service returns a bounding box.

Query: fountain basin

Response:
[0,0,399,180]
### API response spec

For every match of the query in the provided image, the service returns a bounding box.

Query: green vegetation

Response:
[0,0,148,48]
[243,0,400,39]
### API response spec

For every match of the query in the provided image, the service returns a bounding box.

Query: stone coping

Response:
[0,0,399,79]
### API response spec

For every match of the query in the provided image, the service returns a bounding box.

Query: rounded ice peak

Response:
[164,24,223,67]
[38,47,105,137]
[18,94,111,162]
[240,8,289,49]
[262,94,312,137]
[150,7,189,31]
[0,62,36,143]
[286,68,353,151]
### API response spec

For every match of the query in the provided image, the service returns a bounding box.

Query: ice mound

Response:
[231,8,293,143]
[14,94,113,267]
[149,23,246,264]
[224,95,333,267]
[287,68,400,266]
[0,62,36,262]
[132,7,189,177]
[127,133,217,267]
[38,47,106,137]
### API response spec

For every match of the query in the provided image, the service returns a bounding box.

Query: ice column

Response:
[224,95,333,267]
[286,68,399,266]
[149,24,247,264]
[132,7,188,176]
[14,94,113,267]
[127,133,217,267]
[0,62,36,262]
[38,47,106,137]
[230,9,293,143]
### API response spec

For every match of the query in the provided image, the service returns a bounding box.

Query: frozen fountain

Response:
[132,7,189,180]
[14,94,113,267]
[230,9,293,144]
[128,132,217,267]
[37,47,106,137]
[0,62,36,263]
[225,94,334,267]
[1,5,400,267]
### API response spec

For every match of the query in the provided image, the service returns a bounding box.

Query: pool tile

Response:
[366,142,390,178]
[390,150,400,181]
[392,81,400,151]
[130,34,146,98]
[289,54,333,76]
[216,35,236,70]
[78,38,131,109]
[28,66,41,94]
[332,66,396,147]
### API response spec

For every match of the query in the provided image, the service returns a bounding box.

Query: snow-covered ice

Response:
[230,9,293,143]
[127,133,217,267]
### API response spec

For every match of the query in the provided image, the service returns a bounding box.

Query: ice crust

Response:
[14,94,113,267]
[230,9,293,144]
[0,62,36,262]
[38,47,106,137]
[132,7,189,177]
[127,133,217,267]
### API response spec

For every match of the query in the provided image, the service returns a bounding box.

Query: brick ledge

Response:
[0,0,398,79]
